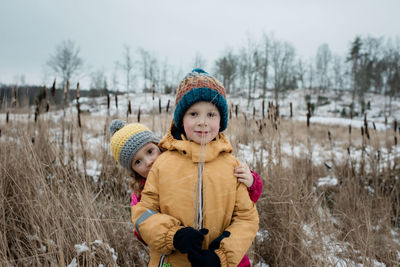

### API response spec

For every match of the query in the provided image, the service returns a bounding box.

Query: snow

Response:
[74,243,89,255]
[317,176,338,187]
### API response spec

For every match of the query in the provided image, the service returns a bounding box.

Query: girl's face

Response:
[182,101,220,145]
[131,143,161,178]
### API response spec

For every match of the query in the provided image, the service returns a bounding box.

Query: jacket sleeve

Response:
[131,166,182,254]
[215,181,259,266]
[247,170,263,203]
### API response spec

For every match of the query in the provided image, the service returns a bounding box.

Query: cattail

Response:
[46,101,50,112]
[34,99,40,123]
[107,93,110,110]
[166,99,170,113]
[229,108,232,119]
[306,102,311,128]
[159,98,162,114]
[363,114,369,139]
[76,83,81,128]
[115,94,118,109]
[384,116,387,126]
[328,131,331,141]
[6,111,9,123]
[290,102,293,118]
[347,147,350,155]
[76,82,80,99]
[235,104,238,118]
[152,83,155,100]
[127,100,132,116]
[361,126,364,137]
[0,129,1,137]
[13,87,17,101]
[51,79,56,97]
[349,125,352,134]
[394,120,397,133]
[31,136,35,144]
[259,123,263,134]
[395,136,398,146]
[253,106,256,120]
[137,107,141,122]
[262,100,265,118]
[372,122,376,130]
[275,104,280,121]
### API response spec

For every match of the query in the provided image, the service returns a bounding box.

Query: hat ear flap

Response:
[110,119,126,136]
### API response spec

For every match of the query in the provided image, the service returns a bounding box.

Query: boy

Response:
[131,69,259,266]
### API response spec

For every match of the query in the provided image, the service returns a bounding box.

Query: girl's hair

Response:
[129,171,145,195]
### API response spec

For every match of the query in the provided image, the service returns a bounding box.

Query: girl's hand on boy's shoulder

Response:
[234,162,253,188]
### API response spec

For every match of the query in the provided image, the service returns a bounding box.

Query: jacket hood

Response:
[159,121,232,163]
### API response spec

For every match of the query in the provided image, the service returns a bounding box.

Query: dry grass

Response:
[1,101,399,266]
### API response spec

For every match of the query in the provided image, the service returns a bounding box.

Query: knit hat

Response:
[110,119,160,172]
[174,68,228,132]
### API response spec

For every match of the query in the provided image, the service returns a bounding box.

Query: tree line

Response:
[3,34,400,114]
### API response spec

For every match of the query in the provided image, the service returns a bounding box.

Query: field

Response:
[1,90,400,266]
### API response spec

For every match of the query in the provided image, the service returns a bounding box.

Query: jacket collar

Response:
[159,122,232,163]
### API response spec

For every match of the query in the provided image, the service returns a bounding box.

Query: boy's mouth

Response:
[195,131,209,136]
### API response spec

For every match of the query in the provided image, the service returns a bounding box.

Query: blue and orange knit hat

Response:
[110,120,159,172]
[174,68,228,132]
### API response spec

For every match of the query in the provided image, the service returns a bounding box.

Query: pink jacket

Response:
[130,171,263,266]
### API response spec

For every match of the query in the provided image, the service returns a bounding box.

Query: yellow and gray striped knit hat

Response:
[110,119,159,172]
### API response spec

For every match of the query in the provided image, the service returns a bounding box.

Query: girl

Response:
[110,119,262,266]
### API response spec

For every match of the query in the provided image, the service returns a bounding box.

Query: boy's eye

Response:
[135,159,141,165]
[148,148,153,154]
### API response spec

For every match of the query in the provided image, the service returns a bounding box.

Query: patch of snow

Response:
[74,243,89,255]
[317,176,338,187]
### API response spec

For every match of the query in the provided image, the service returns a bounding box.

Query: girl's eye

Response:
[208,112,216,117]
[135,160,141,165]
[148,148,153,154]
[190,112,197,117]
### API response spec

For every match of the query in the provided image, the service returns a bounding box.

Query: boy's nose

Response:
[197,117,208,126]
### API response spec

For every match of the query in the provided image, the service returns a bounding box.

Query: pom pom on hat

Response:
[110,119,126,136]
[110,120,159,172]
[174,68,228,131]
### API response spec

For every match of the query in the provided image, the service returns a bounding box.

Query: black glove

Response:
[187,231,230,267]
[208,231,230,250]
[188,249,221,267]
[173,227,209,253]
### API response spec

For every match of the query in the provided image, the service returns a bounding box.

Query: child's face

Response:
[131,143,161,178]
[182,101,221,145]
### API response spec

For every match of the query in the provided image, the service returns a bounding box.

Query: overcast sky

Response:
[1,0,399,88]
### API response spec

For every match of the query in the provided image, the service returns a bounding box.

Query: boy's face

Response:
[131,143,161,178]
[182,101,221,145]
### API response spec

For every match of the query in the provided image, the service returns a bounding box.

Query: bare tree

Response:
[332,54,345,91]
[191,52,208,70]
[116,45,135,94]
[296,59,306,89]
[214,49,238,94]
[260,33,271,99]
[47,39,83,89]
[90,68,107,91]
[271,39,296,103]
[315,43,332,93]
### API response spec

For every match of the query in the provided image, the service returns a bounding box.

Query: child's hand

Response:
[234,162,253,188]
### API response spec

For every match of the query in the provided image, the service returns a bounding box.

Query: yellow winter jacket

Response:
[131,125,259,267]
